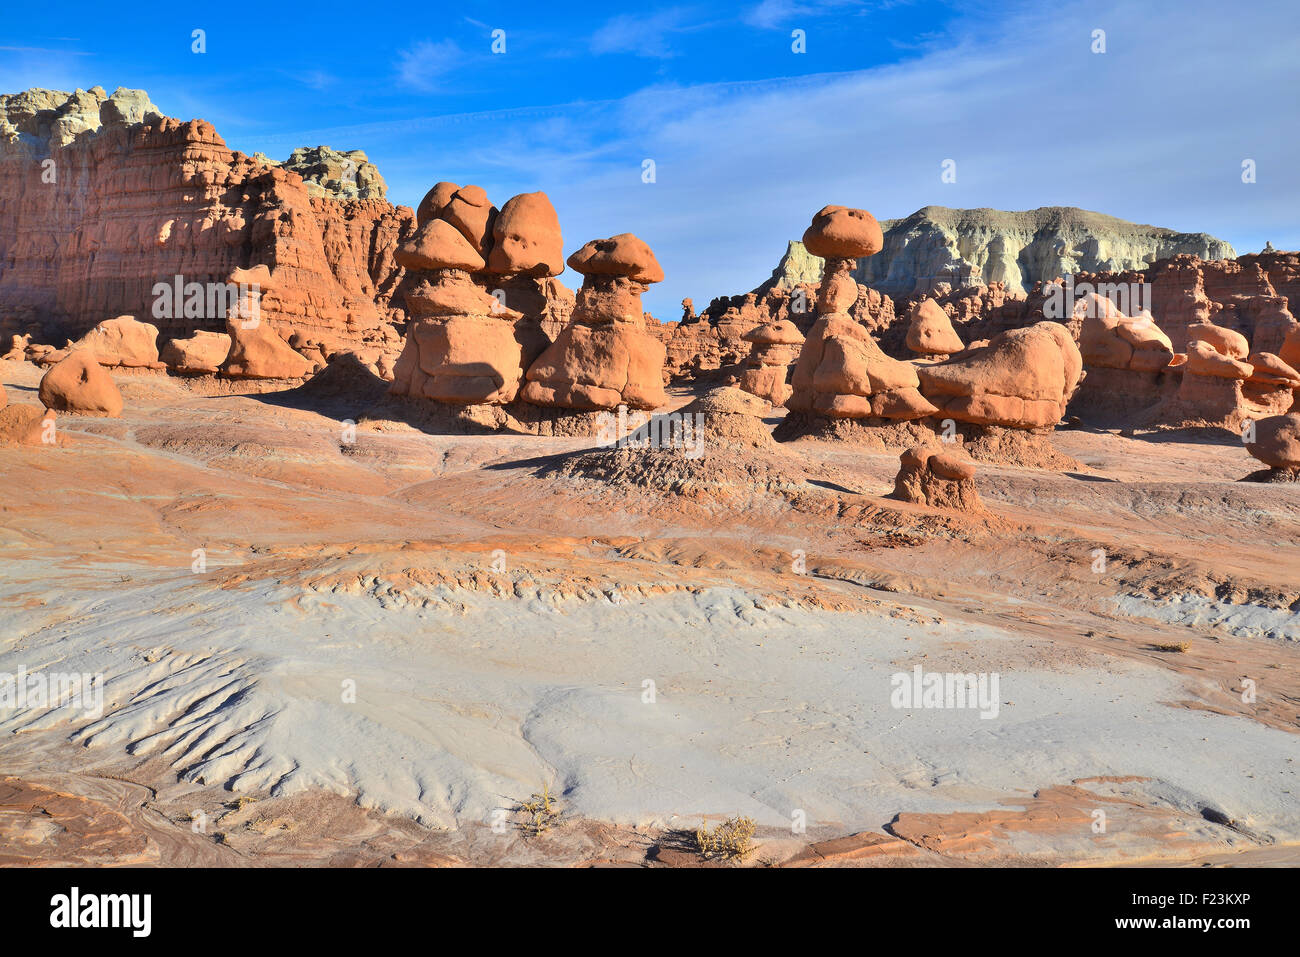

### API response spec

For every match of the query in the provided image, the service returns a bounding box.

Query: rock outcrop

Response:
[521,234,668,411]
[737,320,803,407]
[0,87,413,365]
[917,322,1082,429]
[786,206,937,421]
[892,443,983,513]
[261,146,387,201]
[38,351,123,415]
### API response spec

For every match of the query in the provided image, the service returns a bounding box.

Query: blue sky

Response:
[3,0,1298,317]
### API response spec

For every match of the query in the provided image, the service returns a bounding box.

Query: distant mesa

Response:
[765,205,1237,299]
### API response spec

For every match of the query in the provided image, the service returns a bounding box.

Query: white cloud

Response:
[590,9,699,58]
[396,39,463,93]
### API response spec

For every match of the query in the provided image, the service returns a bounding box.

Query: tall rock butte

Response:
[0,86,414,361]
[764,206,1235,298]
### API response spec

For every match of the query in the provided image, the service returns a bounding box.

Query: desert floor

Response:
[1,359,1296,867]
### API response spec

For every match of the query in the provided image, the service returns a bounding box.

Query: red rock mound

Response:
[38,351,123,416]
[892,444,983,513]
[917,322,1082,429]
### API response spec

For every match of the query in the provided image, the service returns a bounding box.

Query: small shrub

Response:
[695,816,757,861]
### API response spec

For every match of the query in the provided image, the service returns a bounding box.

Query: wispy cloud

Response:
[396,39,463,93]
[590,9,707,58]
[743,0,869,30]
[0,45,92,55]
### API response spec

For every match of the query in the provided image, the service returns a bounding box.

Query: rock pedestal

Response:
[521,234,668,411]
[738,319,804,407]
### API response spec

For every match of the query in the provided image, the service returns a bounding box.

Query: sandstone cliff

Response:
[0,87,413,359]
[765,206,1236,298]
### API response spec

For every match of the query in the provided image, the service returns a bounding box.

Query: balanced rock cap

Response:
[488,191,564,277]
[441,185,497,255]
[802,205,884,260]
[567,233,664,283]
[395,218,486,272]
[743,319,805,345]
[416,181,460,226]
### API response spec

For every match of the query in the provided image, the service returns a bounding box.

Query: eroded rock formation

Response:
[388,184,559,405]
[786,206,936,421]
[737,319,803,407]
[917,322,1082,430]
[38,351,123,416]
[0,87,412,366]
[892,443,983,513]
[767,206,1234,298]
[521,234,668,411]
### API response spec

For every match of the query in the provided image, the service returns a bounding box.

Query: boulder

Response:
[69,315,162,368]
[1245,352,1300,389]
[1186,321,1249,360]
[892,443,983,512]
[487,192,563,277]
[917,322,1082,429]
[566,234,663,284]
[1245,413,1300,469]
[38,351,123,416]
[160,330,232,375]
[802,205,884,260]
[1183,340,1253,379]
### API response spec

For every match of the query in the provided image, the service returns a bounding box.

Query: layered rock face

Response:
[767,206,1234,298]
[521,234,668,411]
[0,87,413,362]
